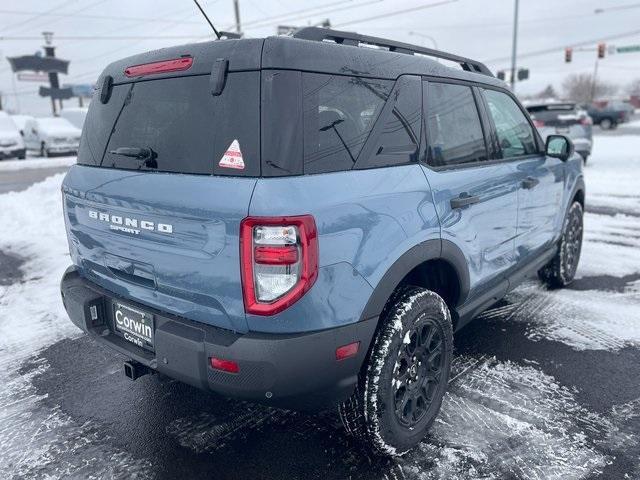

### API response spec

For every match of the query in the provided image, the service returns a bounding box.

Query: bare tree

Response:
[562,73,618,104]
[536,84,558,100]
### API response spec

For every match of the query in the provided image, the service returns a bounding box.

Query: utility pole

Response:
[510,0,519,91]
[233,0,241,34]
[42,31,59,115]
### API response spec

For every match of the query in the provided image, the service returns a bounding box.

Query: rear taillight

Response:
[580,116,593,126]
[240,215,318,315]
[532,119,545,128]
[124,57,193,77]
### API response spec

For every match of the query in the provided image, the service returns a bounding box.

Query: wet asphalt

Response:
[2,129,640,479]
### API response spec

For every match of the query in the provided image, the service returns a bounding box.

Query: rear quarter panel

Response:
[248,165,439,333]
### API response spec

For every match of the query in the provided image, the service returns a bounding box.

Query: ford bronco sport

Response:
[60,28,584,455]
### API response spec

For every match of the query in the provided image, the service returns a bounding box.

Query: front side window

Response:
[302,73,392,174]
[483,89,538,158]
[426,82,487,167]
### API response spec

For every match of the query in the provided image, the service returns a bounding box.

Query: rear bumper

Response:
[60,265,377,410]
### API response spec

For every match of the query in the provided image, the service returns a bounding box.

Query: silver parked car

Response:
[526,102,593,163]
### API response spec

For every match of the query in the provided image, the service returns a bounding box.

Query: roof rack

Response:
[292,27,493,77]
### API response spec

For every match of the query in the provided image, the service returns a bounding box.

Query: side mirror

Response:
[545,134,574,161]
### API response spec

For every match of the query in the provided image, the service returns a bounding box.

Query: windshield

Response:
[0,115,18,132]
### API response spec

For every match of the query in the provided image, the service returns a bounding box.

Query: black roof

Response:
[100,28,505,89]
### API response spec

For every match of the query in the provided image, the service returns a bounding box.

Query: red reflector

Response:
[336,341,360,361]
[254,245,299,265]
[210,357,239,373]
[124,57,193,77]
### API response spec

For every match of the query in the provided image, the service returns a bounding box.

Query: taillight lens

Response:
[580,116,593,126]
[240,215,318,315]
[532,119,545,128]
[124,57,193,77]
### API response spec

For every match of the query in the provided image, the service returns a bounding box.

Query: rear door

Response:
[63,47,262,333]
[422,80,518,301]
[481,89,564,261]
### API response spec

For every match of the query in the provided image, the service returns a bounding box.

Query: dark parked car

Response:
[526,102,592,163]
[60,27,585,456]
[586,103,630,129]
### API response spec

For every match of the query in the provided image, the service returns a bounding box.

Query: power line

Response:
[333,0,458,28]
[485,28,640,65]
[0,0,78,35]
[0,9,202,25]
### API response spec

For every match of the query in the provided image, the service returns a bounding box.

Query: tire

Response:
[599,117,613,130]
[40,142,49,158]
[538,201,583,288]
[339,287,453,456]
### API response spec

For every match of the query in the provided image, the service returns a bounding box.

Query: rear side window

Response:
[78,73,260,176]
[483,89,537,158]
[302,73,392,174]
[425,82,487,167]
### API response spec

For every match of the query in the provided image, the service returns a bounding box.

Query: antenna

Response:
[193,0,221,39]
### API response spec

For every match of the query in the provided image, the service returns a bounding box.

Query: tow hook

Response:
[123,360,152,381]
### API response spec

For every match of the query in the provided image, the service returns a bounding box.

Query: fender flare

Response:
[569,175,585,206]
[359,239,470,321]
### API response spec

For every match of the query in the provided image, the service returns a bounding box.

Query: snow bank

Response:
[0,155,76,172]
[0,174,151,477]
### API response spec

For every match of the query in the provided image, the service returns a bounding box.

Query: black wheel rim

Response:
[392,317,445,428]
[562,207,583,279]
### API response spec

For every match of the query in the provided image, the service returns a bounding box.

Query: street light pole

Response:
[233,0,242,34]
[510,0,519,91]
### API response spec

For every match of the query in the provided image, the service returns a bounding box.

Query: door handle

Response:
[521,177,539,190]
[450,193,481,209]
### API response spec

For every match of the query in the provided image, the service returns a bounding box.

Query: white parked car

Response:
[59,107,88,130]
[23,117,81,157]
[0,111,26,160]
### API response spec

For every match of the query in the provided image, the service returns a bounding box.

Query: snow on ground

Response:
[0,156,76,172]
[401,358,616,479]
[0,174,151,477]
[488,134,640,351]
[584,134,640,215]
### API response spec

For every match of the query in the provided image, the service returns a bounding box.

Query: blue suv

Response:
[60,28,585,455]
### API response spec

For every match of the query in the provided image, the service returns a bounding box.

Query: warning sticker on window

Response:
[218,139,245,170]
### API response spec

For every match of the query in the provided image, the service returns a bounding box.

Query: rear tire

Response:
[339,287,453,456]
[599,118,614,130]
[539,201,583,288]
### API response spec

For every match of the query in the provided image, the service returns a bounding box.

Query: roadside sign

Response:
[616,45,640,54]
[64,83,95,97]
[16,72,49,82]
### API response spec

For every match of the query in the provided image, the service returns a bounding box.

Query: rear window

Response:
[526,104,577,122]
[78,73,260,176]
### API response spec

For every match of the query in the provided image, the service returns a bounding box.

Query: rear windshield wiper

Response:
[109,146,158,169]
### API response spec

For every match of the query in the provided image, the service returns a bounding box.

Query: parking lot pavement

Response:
[0,135,639,479]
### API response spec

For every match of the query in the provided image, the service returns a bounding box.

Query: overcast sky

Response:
[1,0,639,116]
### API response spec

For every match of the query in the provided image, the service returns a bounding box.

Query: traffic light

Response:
[565,47,572,63]
[517,68,529,81]
[496,70,505,81]
[598,43,606,58]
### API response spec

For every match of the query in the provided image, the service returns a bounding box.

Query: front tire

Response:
[539,201,583,288]
[339,287,453,456]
